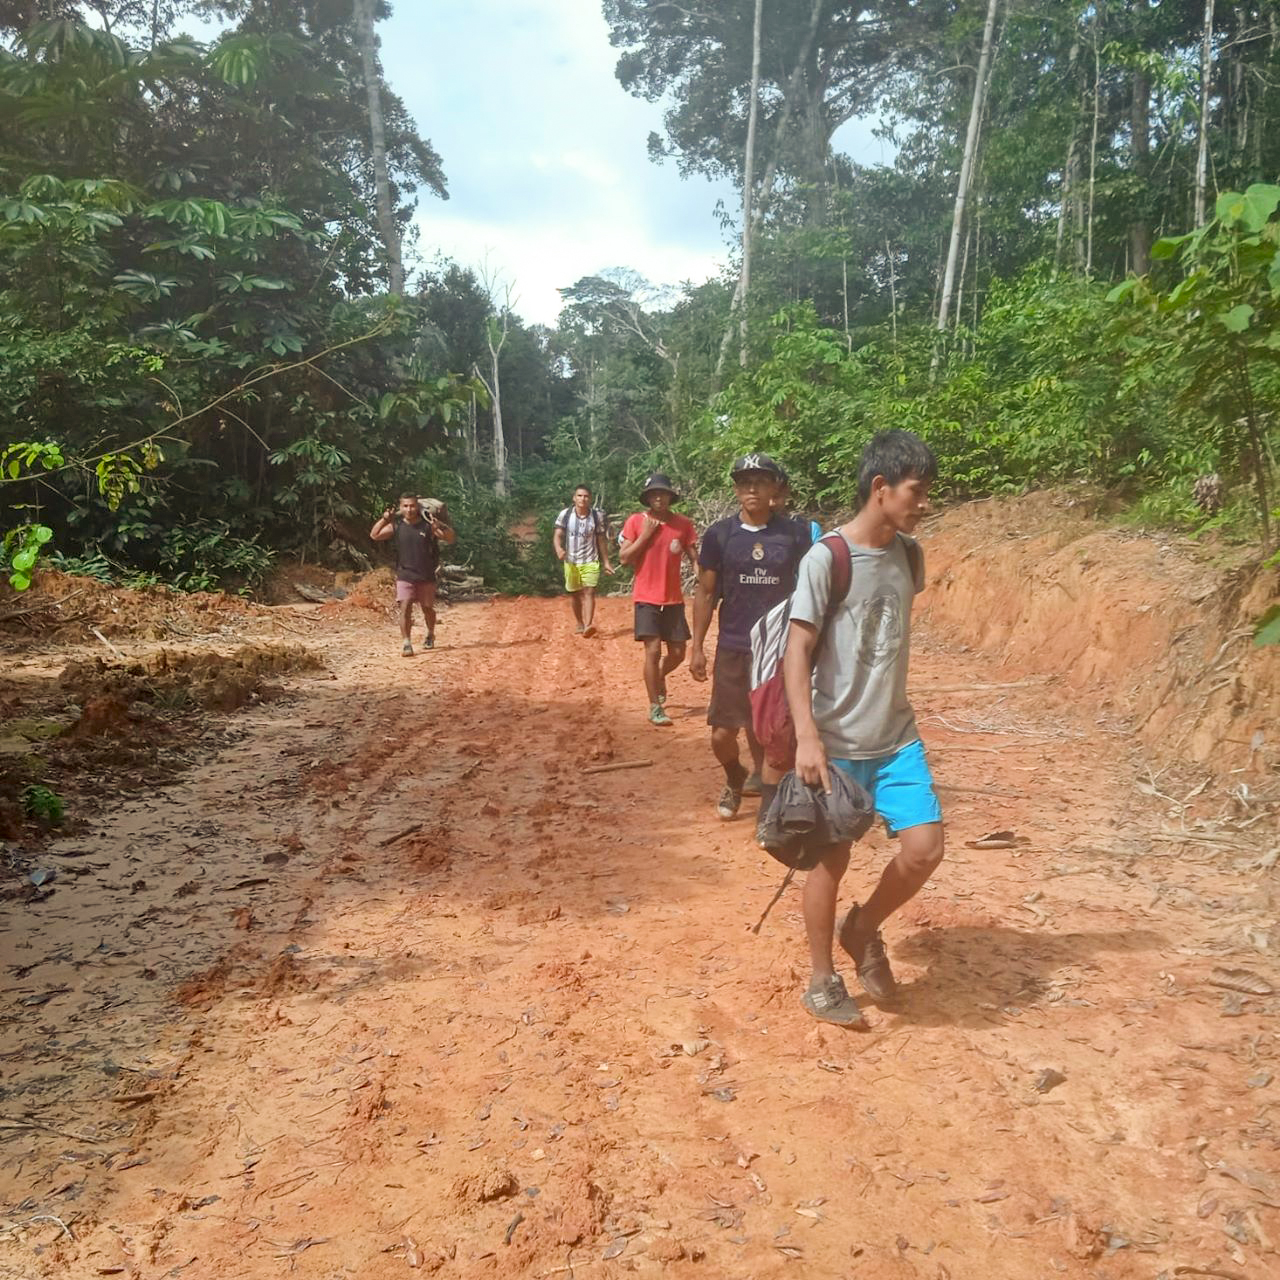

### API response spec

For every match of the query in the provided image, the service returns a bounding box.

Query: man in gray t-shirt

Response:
[781,429,945,1029]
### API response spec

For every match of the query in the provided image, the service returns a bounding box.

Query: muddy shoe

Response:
[574,624,585,634]
[401,639,414,657]
[741,771,762,796]
[802,974,867,1028]
[839,905,897,1002]
[649,704,673,727]
[583,622,597,638]
[716,782,743,820]
[424,634,435,650]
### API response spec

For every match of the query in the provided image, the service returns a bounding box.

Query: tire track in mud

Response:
[2,596,1277,1279]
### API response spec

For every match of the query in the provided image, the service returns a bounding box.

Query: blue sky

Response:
[378,1,894,324]
[177,1,894,325]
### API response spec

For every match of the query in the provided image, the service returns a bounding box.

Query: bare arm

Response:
[370,508,395,541]
[618,516,658,567]
[432,516,456,546]
[553,525,566,561]
[783,618,830,792]
[689,566,717,681]
[596,529,613,572]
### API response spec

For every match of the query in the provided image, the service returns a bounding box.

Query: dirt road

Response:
[2,594,1277,1279]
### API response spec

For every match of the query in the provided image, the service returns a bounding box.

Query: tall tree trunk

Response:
[885,239,898,350]
[1195,0,1216,227]
[355,0,404,295]
[1086,24,1102,274]
[1130,56,1151,274]
[936,0,1001,337]
[714,0,823,390]
[737,0,764,368]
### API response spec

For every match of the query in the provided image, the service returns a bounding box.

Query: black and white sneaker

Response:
[716,782,743,820]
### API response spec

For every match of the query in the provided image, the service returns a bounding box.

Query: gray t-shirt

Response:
[789,532,925,761]
[556,507,603,565]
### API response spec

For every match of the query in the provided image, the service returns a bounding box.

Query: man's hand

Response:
[556,546,567,562]
[640,514,662,540]
[381,507,394,522]
[603,561,615,575]
[794,731,831,794]
[689,647,708,682]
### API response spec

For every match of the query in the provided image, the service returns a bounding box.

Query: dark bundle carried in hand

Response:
[757,769,874,871]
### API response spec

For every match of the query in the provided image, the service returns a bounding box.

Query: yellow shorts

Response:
[564,561,600,591]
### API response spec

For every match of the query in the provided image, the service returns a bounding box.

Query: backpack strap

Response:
[814,531,852,653]
[901,534,923,590]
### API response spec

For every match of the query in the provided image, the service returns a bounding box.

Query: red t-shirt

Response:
[621,511,697,606]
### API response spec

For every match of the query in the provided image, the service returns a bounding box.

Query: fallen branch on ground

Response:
[378,823,423,847]
[582,759,653,776]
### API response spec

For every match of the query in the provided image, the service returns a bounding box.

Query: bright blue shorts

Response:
[831,739,942,836]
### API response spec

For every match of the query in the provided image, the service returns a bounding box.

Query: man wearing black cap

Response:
[691,454,813,817]
[618,472,698,726]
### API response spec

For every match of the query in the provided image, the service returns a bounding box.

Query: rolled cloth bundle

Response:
[416,497,445,517]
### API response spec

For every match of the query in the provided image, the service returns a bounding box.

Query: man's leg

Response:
[710,725,743,776]
[580,586,596,633]
[660,640,686,680]
[804,842,851,981]
[421,584,437,645]
[743,723,765,777]
[846,823,944,939]
[642,637,664,705]
[800,842,865,1026]
[568,589,584,629]
[396,589,414,653]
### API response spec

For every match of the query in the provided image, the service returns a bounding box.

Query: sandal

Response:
[802,974,867,1028]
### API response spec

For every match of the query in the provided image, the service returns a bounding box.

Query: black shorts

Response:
[707,648,752,729]
[633,602,690,644]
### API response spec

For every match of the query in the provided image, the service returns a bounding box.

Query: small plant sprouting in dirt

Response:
[21,785,65,824]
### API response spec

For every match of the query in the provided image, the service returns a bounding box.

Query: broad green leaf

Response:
[1151,234,1191,260]
[1254,605,1280,647]
[1215,184,1280,232]
[1220,304,1254,332]
[1105,279,1138,304]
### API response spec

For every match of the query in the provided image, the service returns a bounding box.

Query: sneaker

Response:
[716,782,743,820]
[649,704,673,727]
[802,974,867,1028]
[741,771,762,796]
[839,905,897,1002]
[755,811,768,848]
[401,640,414,657]
[424,634,434,649]
[574,624,585,634]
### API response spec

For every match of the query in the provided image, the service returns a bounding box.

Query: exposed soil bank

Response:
[919,493,1278,775]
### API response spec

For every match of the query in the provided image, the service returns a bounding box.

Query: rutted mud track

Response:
[1,592,1277,1279]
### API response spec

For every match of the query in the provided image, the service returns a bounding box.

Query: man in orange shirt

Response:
[618,472,698,726]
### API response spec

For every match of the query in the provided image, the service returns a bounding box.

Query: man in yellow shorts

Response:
[553,485,614,635]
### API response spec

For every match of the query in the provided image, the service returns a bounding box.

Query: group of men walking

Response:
[552,430,946,1029]
[370,430,945,1029]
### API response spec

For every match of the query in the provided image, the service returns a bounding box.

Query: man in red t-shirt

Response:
[618,472,698,726]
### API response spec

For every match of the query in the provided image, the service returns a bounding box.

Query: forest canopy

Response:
[1,0,1278,598]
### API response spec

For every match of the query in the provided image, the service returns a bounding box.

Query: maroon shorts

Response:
[395,579,437,607]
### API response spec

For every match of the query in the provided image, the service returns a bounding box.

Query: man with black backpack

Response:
[370,494,456,656]
[553,485,614,636]
[781,430,944,1028]
[691,454,812,820]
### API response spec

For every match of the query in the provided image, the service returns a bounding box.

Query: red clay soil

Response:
[1,533,1278,1278]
